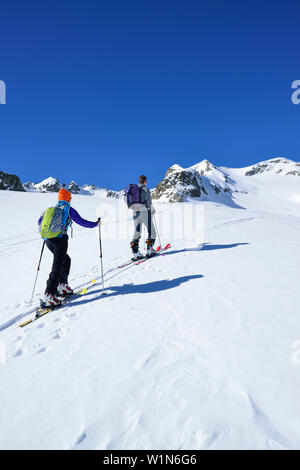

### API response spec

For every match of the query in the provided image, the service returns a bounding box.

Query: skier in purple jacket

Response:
[38,188,100,307]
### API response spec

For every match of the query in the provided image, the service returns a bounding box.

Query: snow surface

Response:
[0,165,300,450]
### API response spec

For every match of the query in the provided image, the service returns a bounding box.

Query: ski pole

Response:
[98,218,105,295]
[153,213,162,249]
[30,240,45,305]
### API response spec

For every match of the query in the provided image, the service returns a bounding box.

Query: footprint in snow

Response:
[14,349,23,357]
[75,432,87,446]
[52,329,65,340]
[66,312,77,319]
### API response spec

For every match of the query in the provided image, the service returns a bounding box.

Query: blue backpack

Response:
[125,184,142,207]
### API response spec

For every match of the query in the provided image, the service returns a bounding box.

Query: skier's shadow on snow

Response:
[201,242,249,250]
[70,274,203,307]
[163,242,249,255]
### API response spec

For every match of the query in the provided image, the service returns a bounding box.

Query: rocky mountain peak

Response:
[68,181,81,194]
[0,171,25,192]
[191,159,215,174]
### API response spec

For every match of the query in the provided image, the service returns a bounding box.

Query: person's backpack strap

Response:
[60,204,72,234]
[139,186,147,206]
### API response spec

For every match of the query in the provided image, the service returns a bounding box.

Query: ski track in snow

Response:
[0,181,300,449]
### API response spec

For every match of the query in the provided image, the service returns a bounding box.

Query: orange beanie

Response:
[58,188,72,202]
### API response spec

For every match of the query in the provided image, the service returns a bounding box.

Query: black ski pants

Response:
[45,235,71,294]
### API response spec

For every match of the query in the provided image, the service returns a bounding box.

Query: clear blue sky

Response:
[0,0,299,190]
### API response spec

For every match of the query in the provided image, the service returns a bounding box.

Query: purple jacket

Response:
[69,207,98,228]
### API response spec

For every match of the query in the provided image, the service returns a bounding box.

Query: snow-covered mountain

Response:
[23,177,122,199]
[152,158,300,204]
[24,177,61,193]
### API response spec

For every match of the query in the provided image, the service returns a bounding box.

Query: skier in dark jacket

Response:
[38,188,100,307]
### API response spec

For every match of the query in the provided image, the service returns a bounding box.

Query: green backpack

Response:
[39,206,66,239]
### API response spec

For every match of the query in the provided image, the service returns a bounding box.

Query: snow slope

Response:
[0,171,300,449]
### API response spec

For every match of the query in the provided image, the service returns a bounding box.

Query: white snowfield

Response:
[0,159,300,450]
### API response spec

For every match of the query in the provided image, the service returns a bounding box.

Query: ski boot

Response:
[57,283,74,297]
[131,240,144,261]
[40,293,62,309]
[146,238,157,258]
[146,246,157,258]
[132,251,144,261]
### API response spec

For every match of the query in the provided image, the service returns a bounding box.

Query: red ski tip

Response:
[156,245,161,252]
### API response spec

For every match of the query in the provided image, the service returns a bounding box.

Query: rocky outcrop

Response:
[106,190,122,199]
[0,171,25,191]
[152,165,207,202]
[245,164,269,176]
[245,158,300,176]
[68,181,81,194]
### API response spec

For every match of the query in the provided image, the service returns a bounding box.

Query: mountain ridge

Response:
[152,157,300,203]
[1,157,299,205]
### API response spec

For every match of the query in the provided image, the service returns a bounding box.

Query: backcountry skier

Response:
[38,188,100,307]
[125,175,156,260]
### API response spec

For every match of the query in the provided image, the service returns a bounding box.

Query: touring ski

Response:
[19,279,97,327]
[117,245,166,269]
[135,243,171,265]
[117,258,145,269]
